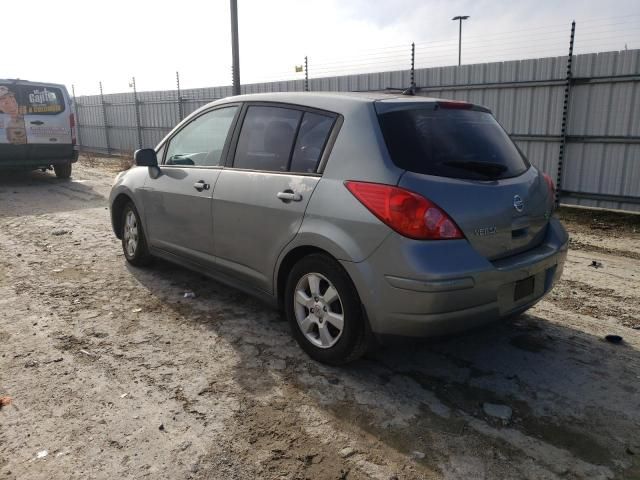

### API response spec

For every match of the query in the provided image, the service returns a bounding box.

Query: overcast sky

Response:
[4,0,640,95]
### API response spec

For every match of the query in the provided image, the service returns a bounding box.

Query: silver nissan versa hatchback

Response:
[109,92,568,365]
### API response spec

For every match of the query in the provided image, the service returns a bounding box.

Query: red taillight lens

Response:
[344,181,464,240]
[543,173,555,196]
[436,100,473,110]
[70,113,77,146]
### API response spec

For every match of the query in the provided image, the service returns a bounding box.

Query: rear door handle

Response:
[30,121,44,125]
[277,190,302,202]
[193,180,210,192]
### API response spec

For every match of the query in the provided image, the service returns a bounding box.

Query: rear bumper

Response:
[0,144,77,169]
[341,218,569,338]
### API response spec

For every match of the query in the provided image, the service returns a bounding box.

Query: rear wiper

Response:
[442,161,507,178]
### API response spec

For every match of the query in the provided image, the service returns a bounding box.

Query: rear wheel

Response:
[285,254,371,365]
[121,202,152,266]
[53,162,72,179]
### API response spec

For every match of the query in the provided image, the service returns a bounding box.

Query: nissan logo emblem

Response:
[513,195,524,212]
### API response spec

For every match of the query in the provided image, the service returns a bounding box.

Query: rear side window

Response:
[20,85,65,115]
[377,107,529,180]
[234,106,302,172]
[290,112,335,173]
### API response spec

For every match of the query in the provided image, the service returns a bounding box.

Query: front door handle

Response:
[277,190,302,202]
[30,120,44,125]
[193,180,210,192]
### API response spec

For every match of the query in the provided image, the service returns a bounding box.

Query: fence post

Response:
[176,71,184,122]
[304,56,309,92]
[410,42,416,94]
[131,76,142,150]
[71,84,82,150]
[556,20,576,206]
[99,81,111,154]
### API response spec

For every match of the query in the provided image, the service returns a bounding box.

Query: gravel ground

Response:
[1,157,639,480]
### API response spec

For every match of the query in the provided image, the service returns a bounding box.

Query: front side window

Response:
[165,106,238,167]
[233,106,302,172]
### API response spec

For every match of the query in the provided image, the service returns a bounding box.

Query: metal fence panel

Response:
[75,49,640,212]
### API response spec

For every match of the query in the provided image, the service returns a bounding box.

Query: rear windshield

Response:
[20,85,65,115]
[377,106,529,180]
[0,84,65,116]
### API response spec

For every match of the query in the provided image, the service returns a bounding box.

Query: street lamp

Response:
[452,15,470,66]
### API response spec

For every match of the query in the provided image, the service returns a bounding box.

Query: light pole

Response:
[230,0,241,95]
[452,15,469,66]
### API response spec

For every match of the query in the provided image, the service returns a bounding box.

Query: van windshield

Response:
[376,106,529,180]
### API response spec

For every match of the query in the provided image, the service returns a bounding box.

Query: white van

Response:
[0,79,78,178]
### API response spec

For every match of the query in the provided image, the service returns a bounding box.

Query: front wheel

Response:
[121,202,152,266]
[53,162,72,179]
[285,254,371,365]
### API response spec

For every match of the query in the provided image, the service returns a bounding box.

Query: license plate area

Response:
[514,276,535,301]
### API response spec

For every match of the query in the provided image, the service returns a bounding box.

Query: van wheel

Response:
[53,162,72,179]
[285,253,371,365]
[121,202,152,266]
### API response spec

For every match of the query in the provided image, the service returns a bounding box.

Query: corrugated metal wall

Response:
[75,49,640,212]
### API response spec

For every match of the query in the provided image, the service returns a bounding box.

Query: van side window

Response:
[165,106,238,167]
[233,106,302,172]
[290,112,335,173]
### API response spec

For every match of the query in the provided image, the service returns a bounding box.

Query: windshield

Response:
[376,106,529,180]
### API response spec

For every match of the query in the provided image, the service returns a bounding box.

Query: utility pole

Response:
[452,15,470,66]
[230,0,241,95]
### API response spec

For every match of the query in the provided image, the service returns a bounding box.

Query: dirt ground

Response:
[1,156,639,480]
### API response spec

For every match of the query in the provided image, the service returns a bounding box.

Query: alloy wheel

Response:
[123,209,139,258]
[293,272,345,349]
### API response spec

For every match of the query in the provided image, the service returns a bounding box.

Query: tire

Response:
[121,202,152,266]
[285,253,372,365]
[53,162,72,179]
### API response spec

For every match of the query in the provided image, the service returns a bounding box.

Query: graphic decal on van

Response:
[0,85,27,145]
[25,88,64,114]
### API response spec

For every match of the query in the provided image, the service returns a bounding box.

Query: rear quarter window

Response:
[290,112,335,173]
[377,106,529,180]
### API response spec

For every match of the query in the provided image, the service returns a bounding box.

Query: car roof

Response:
[215,91,443,114]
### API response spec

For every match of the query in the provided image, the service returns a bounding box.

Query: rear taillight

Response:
[543,173,555,196]
[70,113,77,146]
[344,181,464,240]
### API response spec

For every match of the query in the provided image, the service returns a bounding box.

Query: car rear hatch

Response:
[375,99,553,261]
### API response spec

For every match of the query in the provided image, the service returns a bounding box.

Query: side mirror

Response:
[134,148,158,167]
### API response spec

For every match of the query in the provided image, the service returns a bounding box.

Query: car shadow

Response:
[126,256,640,478]
[0,169,105,218]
